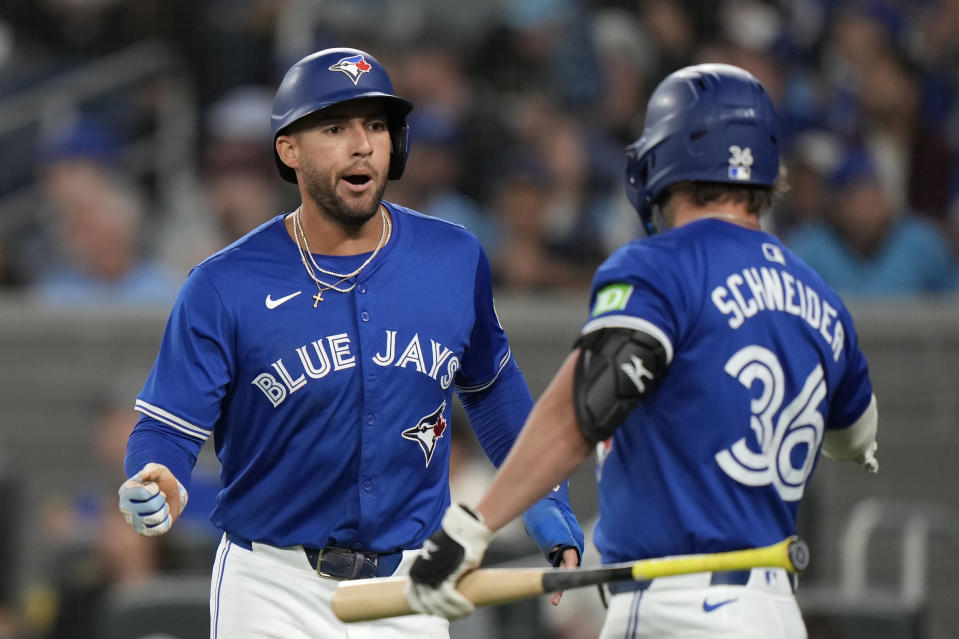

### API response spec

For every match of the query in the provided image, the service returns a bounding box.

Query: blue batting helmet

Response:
[625,64,780,235]
[271,48,413,183]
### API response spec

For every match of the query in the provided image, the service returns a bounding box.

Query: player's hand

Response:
[405,504,492,619]
[855,441,879,474]
[549,547,580,606]
[118,462,188,536]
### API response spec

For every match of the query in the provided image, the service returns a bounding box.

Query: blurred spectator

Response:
[0,455,20,639]
[489,150,595,291]
[788,148,957,298]
[201,85,285,243]
[37,390,218,639]
[0,237,26,289]
[0,0,178,61]
[818,1,901,140]
[510,94,618,265]
[44,508,163,639]
[475,0,602,111]
[638,0,702,81]
[42,393,219,550]
[30,118,181,306]
[387,107,499,251]
[857,45,955,220]
[590,8,652,145]
[155,85,292,275]
[773,129,843,236]
[816,3,956,221]
[394,40,514,204]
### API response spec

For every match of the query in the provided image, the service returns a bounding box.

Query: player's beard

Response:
[299,158,387,231]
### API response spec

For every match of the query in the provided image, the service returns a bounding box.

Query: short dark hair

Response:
[657,165,790,216]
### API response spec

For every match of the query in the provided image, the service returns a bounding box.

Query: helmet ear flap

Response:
[626,142,659,235]
[388,121,410,180]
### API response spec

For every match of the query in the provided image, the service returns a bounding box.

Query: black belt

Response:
[227,533,402,580]
[608,569,768,595]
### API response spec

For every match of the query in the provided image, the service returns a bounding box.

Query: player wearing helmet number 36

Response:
[406,64,879,639]
[118,48,583,638]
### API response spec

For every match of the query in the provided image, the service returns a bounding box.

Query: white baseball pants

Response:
[599,568,807,638]
[210,533,449,638]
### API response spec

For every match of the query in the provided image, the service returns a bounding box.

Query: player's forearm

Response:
[459,359,534,466]
[477,352,592,532]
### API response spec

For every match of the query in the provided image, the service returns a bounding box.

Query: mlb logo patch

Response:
[762,242,786,265]
[727,145,754,181]
[329,54,372,85]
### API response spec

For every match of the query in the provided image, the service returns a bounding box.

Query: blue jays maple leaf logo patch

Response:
[402,401,448,467]
[328,54,373,85]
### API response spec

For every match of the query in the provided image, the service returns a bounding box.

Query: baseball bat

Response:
[332,535,809,623]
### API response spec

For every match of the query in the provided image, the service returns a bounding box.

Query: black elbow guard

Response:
[572,328,668,444]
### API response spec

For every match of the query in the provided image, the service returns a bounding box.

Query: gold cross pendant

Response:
[312,291,324,307]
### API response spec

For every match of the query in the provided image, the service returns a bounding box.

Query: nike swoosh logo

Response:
[703,598,738,612]
[265,291,302,309]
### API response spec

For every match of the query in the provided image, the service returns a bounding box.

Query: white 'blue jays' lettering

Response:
[252,330,459,406]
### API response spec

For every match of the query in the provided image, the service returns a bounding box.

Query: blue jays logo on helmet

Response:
[270,47,413,184]
[328,54,373,86]
[625,63,780,235]
[402,402,448,468]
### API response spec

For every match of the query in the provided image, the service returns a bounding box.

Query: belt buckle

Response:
[317,547,378,580]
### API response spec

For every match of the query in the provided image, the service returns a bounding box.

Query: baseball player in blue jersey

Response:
[116,47,583,638]
[405,64,879,638]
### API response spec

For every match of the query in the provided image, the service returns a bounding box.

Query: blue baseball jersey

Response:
[130,203,520,552]
[586,219,873,563]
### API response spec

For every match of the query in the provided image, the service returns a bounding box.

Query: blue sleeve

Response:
[459,361,585,563]
[827,306,874,430]
[458,359,530,464]
[455,247,512,392]
[125,415,205,494]
[519,482,585,565]
[126,264,233,487]
[584,241,686,360]
[136,265,234,437]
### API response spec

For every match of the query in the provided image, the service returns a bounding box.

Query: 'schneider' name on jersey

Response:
[251,330,460,407]
[711,266,845,362]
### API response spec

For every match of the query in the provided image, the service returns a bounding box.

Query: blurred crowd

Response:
[1,1,959,638]
[0,0,957,305]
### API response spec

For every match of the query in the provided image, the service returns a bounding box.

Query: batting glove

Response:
[855,441,879,474]
[405,504,492,619]
[118,462,188,536]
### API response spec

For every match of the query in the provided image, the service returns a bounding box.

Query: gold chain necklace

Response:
[292,206,391,306]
